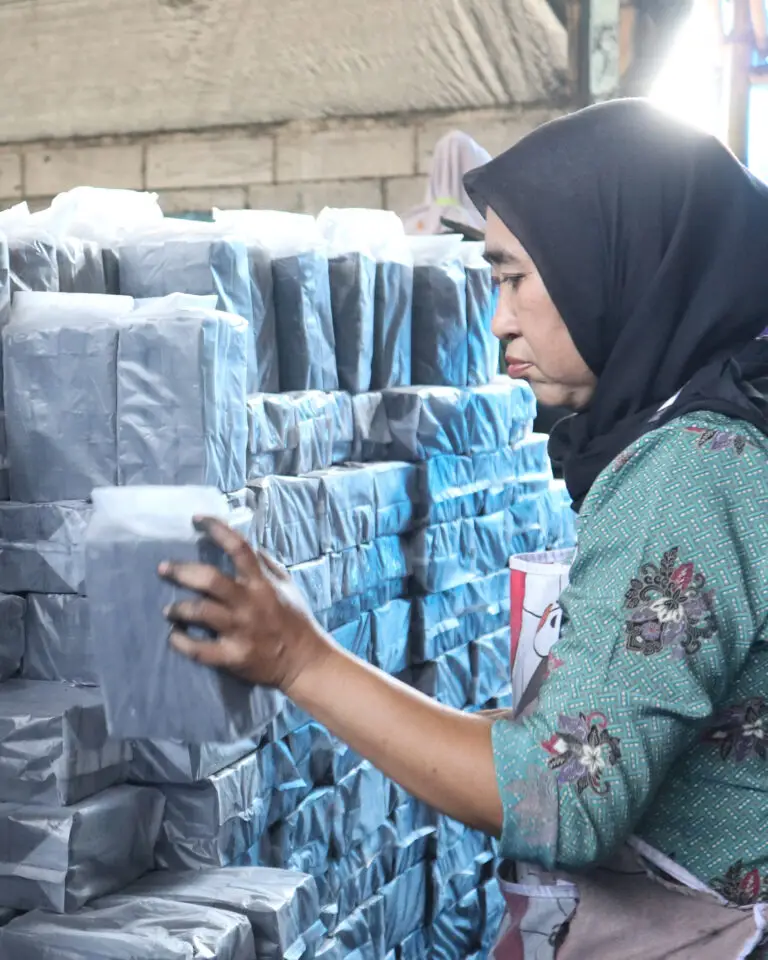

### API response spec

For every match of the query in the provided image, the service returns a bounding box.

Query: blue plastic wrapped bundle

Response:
[359,535,409,593]
[430,831,495,921]
[0,679,131,806]
[370,599,411,676]
[470,626,512,707]
[3,293,134,502]
[248,475,321,567]
[0,413,8,499]
[0,897,256,960]
[360,461,418,537]
[320,596,364,632]
[326,823,397,928]
[409,569,509,664]
[122,867,321,960]
[431,889,484,960]
[466,377,537,455]
[544,480,577,549]
[331,762,391,858]
[360,578,408,614]
[329,391,355,465]
[0,785,164,913]
[288,556,332,616]
[350,392,391,462]
[85,487,283,743]
[382,861,429,952]
[409,236,467,387]
[0,593,24,681]
[313,466,376,554]
[415,454,480,526]
[128,736,261,786]
[247,391,335,480]
[335,893,386,960]
[404,643,473,710]
[260,787,336,872]
[400,926,433,960]
[331,614,373,662]
[327,252,375,394]
[328,547,365,605]
[461,242,497,386]
[395,824,436,874]
[382,386,469,461]
[283,721,359,790]
[0,500,91,595]
[116,298,248,492]
[22,594,96,686]
[482,877,506,955]
[406,518,474,594]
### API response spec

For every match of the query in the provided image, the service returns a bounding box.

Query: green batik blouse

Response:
[493,411,768,906]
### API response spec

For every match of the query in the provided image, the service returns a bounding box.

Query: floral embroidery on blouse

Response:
[704,697,768,762]
[711,860,768,905]
[542,712,621,796]
[624,548,716,658]
[505,764,558,849]
[686,426,753,455]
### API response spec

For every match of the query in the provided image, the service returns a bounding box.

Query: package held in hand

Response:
[84,486,283,743]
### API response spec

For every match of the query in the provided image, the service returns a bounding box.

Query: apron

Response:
[489,665,768,959]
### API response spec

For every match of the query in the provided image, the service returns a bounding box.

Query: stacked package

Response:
[0,194,576,959]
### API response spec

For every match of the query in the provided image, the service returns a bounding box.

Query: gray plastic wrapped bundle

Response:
[154,749,279,870]
[329,390,355,465]
[117,219,258,388]
[409,235,467,387]
[0,897,256,960]
[84,486,283,742]
[3,293,135,502]
[0,593,24,681]
[313,466,376,554]
[0,499,92,595]
[0,680,131,806]
[328,547,364,605]
[0,784,164,913]
[7,230,59,296]
[247,391,336,480]
[470,626,511,707]
[0,412,8,499]
[248,475,321,566]
[331,762,391,859]
[22,594,96,685]
[370,599,411,676]
[351,391,391,462]
[288,555,333,616]
[116,296,248,492]
[382,386,470,461]
[128,735,262,786]
[465,377,537,455]
[56,238,107,295]
[461,242,497,386]
[121,867,321,960]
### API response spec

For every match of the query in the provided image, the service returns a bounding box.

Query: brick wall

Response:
[1,106,563,218]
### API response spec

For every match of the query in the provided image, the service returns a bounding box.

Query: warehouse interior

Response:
[0,1,767,958]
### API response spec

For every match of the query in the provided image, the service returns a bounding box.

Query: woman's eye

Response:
[492,274,526,291]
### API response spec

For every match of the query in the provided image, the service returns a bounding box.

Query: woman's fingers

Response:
[158,561,242,604]
[165,599,232,635]
[193,516,262,579]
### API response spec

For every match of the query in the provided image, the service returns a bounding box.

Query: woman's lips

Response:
[506,361,533,378]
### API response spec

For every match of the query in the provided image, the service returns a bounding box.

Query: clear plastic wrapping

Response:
[382,386,469,461]
[0,679,131,806]
[328,253,376,394]
[461,242,497,387]
[382,862,429,952]
[288,555,332,615]
[313,466,376,554]
[0,784,164,913]
[128,736,261,786]
[330,762,391,859]
[0,896,256,960]
[370,599,411,676]
[22,593,96,686]
[248,475,321,566]
[0,593,24,681]
[247,391,337,479]
[470,626,512,707]
[84,487,283,742]
[403,643,473,711]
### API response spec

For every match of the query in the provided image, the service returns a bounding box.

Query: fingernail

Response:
[192,517,209,532]
[162,605,171,617]
[158,562,170,575]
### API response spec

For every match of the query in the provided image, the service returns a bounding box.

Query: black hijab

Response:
[464,99,768,511]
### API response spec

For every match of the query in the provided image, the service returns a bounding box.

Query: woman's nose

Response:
[491,288,520,341]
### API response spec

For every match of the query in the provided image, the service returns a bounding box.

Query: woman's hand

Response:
[159,516,332,694]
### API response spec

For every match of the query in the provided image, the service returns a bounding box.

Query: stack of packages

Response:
[0,193,576,959]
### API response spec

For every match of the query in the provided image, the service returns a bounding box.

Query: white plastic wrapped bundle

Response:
[0,784,164,913]
[215,210,337,391]
[22,594,96,686]
[0,593,23,681]
[121,867,321,960]
[3,293,135,502]
[116,297,249,493]
[409,235,467,387]
[0,680,132,806]
[460,242,497,386]
[84,486,283,742]
[0,897,256,960]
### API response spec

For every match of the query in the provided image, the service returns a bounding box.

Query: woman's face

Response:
[485,208,597,410]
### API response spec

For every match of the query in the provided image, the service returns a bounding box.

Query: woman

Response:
[403,129,491,237]
[160,100,768,957]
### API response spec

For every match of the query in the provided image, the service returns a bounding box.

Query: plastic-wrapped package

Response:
[415,454,479,526]
[329,391,355,465]
[0,679,131,806]
[327,253,375,394]
[360,578,408,614]
[373,259,413,390]
[406,518,474,594]
[461,242,497,386]
[350,392,391,462]
[7,231,60,296]
[470,626,512,707]
[84,487,283,742]
[0,593,24,681]
[404,644,473,711]
[409,236,467,387]
[400,926,433,960]
[0,784,164,913]
[260,787,336,871]
[319,595,363,632]
[410,570,509,664]
[22,593,96,685]
[359,536,409,593]
[465,377,537,454]
[328,826,396,928]
[431,831,494,920]
[482,877,506,954]
[3,294,135,502]
[154,749,280,870]
[328,546,364,604]
[0,413,8,499]
[336,893,386,960]
[289,556,333,616]
[0,500,91,595]
[545,479,577,549]
[313,466,376,554]
[116,298,248,492]
[382,862,428,952]
[357,461,417,538]
[370,599,411,676]
[248,475,321,566]
[128,736,261,786]
[0,906,17,927]
[330,762,391,859]
[0,897,255,960]
[475,510,515,572]
[382,386,469,461]
[122,867,320,960]
[331,614,373,662]
[432,889,483,960]
[247,391,336,480]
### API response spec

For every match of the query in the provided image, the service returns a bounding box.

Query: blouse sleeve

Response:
[493,420,766,870]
